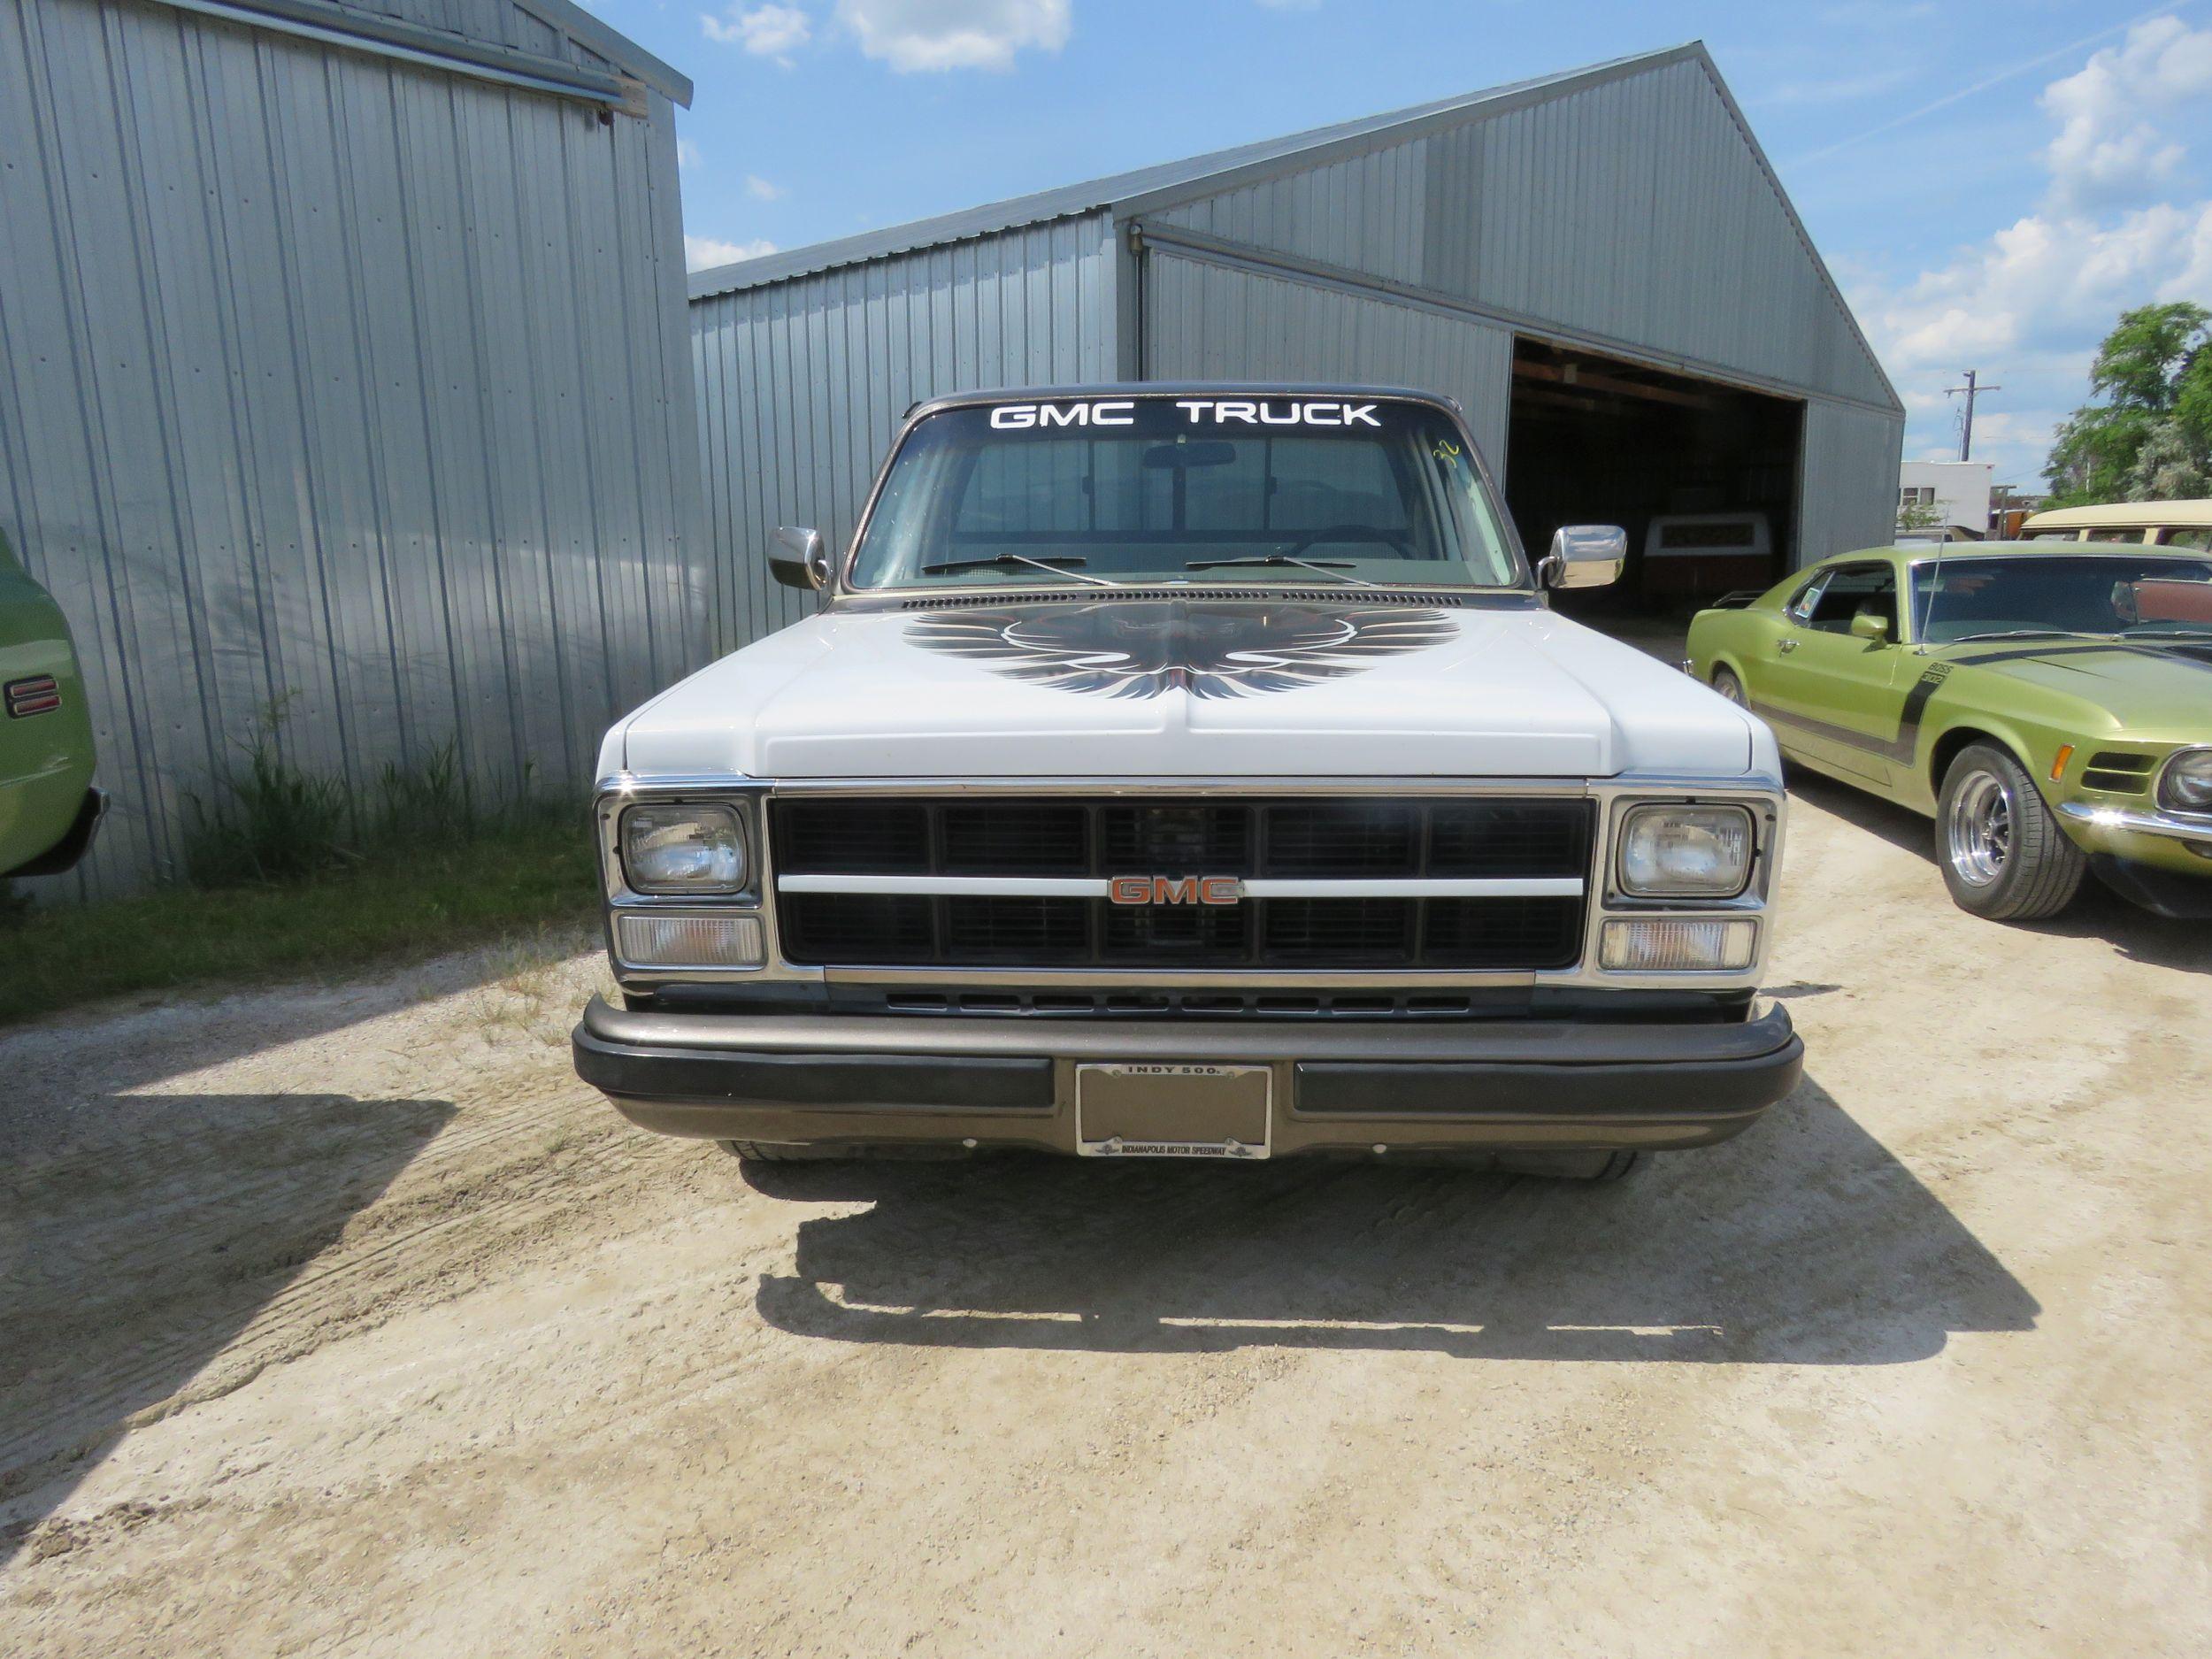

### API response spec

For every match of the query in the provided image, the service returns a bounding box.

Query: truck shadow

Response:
[750,1075,2036,1363]
[0,1092,455,1560]
[1786,771,2211,975]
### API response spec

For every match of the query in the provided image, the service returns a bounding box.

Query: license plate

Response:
[1075,1063,1271,1159]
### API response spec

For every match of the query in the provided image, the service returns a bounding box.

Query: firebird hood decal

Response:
[603,598,1773,781]
[902,600,1458,700]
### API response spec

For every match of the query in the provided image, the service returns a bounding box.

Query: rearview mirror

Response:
[1142,439,1238,469]
[1850,609,1892,642]
[1540,525,1626,589]
[770,525,831,591]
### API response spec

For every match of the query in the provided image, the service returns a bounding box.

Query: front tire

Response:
[1936,743,2085,920]
[718,1140,853,1162]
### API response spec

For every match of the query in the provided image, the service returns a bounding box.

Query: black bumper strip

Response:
[1294,1048,1801,1118]
[573,996,1800,1120]
[572,1031,1055,1110]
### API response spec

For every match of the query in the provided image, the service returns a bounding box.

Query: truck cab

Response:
[572,386,1801,1177]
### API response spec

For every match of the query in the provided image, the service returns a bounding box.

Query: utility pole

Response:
[1946,369,2001,462]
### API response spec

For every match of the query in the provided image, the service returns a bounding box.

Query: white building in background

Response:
[1900,460,1993,537]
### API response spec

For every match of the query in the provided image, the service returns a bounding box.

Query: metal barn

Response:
[689,43,1903,653]
[1,0,706,895]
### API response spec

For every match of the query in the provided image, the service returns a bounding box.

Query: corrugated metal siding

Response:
[1799,400,1905,568]
[690,213,1116,653]
[1141,249,1514,472]
[0,0,706,896]
[1151,57,1894,413]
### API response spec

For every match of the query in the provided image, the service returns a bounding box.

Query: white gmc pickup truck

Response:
[572,385,1802,1179]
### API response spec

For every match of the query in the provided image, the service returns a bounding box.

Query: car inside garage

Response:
[1502,338,1805,618]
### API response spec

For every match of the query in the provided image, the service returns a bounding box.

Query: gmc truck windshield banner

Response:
[986,398,1386,431]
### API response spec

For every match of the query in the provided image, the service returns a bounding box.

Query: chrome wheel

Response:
[1945,769,2012,887]
[1713,671,1746,706]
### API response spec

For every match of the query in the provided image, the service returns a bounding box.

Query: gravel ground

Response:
[2,772,2208,1657]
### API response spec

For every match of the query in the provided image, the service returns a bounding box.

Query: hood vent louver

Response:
[897,588,1473,611]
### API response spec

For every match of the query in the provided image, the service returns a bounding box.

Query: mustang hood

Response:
[1955,639,2212,728]
[609,597,1763,780]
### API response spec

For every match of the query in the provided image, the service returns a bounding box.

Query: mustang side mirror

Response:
[1850,609,1892,642]
[770,526,831,591]
[1540,525,1627,589]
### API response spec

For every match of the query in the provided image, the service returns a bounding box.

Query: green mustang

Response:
[1685,542,2212,921]
[0,529,101,881]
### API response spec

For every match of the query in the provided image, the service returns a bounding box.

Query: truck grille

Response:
[772,797,1592,972]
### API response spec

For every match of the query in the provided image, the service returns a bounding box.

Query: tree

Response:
[2044,302,2212,504]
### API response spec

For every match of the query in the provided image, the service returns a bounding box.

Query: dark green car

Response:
[0,531,102,880]
[1686,542,2212,921]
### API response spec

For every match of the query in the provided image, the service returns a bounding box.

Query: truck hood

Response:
[610,596,1763,780]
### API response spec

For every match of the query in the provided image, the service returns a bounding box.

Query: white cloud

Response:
[676,137,703,171]
[836,0,1069,73]
[1852,14,2212,483]
[744,173,786,201]
[702,4,812,65]
[686,234,779,270]
[2041,17,2212,214]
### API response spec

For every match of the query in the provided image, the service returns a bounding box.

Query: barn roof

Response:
[687,43,1700,298]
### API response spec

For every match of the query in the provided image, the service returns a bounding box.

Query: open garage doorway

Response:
[1502,339,1803,626]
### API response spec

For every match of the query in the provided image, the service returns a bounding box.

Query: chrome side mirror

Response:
[1540,525,1627,589]
[769,526,831,591]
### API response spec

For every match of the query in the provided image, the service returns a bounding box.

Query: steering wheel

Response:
[1279,524,1406,560]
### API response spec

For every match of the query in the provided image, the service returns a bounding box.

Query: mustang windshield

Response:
[1914,554,2212,643]
[849,396,1525,589]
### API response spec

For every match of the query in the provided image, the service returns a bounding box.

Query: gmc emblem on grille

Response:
[1109,875,1244,906]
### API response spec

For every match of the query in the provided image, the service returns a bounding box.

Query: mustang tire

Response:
[1936,742,2086,920]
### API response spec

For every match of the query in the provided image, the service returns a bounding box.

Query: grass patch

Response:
[0,811,598,1025]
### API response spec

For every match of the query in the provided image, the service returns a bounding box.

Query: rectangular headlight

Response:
[1600,918,1757,973]
[620,802,748,894]
[614,911,764,969]
[1616,803,1755,898]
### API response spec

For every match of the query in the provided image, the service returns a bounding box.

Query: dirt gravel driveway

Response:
[3,774,2208,1657]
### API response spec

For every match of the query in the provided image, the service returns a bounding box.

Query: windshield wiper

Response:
[1943,628,2120,644]
[1183,553,1378,588]
[919,551,1121,588]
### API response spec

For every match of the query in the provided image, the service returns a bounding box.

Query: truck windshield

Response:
[1913,554,2212,642]
[849,396,1525,590]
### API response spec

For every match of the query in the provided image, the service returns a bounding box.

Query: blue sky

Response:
[589,0,2212,493]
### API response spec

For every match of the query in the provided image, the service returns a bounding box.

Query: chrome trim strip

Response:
[2058,799,2212,842]
[783,874,1104,898]
[777,874,1585,898]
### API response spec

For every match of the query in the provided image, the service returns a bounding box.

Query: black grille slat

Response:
[1262,804,1417,877]
[1422,897,1585,970]
[1263,899,1416,964]
[1100,803,1251,872]
[1103,902,1249,960]
[2082,751,2154,794]
[941,896,1090,962]
[780,894,935,962]
[942,803,1087,873]
[1428,802,1591,878]
[772,796,1593,970]
[773,802,930,873]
